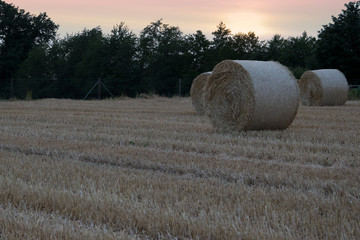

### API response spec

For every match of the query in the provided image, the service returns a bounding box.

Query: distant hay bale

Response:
[299,69,348,106]
[204,60,299,132]
[190,72,212,115]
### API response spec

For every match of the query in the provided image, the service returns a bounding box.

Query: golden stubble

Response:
[0,98,359,239]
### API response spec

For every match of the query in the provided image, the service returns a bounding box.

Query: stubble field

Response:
[0,97,359,239]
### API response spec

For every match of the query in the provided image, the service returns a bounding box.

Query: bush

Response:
[349,87,360,100]
[289,66,307,79]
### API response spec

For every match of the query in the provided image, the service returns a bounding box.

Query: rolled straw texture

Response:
[204,60,299,132]
[299,69,348,106]
[190,72,212,115]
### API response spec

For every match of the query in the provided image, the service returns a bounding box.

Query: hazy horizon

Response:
[8,0,350,40]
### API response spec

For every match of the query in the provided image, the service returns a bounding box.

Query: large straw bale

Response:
[299,69,348,106]
[204,60,299,132]
[190,72,212,115]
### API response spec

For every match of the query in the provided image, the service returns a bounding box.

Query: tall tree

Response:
[281,32,318,69]
[232,31,264,60]
[210,22,234,63]
[0,1,58,98]
[265,34,286,61]
[15,46,54,99]
[104,22,139,97]
[62,27,106,98]
[25,27,107,99]
[184,30,211,75]
[317,1,360,83]
[139,19,186,95]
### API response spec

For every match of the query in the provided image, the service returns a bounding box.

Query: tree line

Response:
[1,0,359,99]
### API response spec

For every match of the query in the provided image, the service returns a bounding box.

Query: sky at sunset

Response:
[8,0,350,40]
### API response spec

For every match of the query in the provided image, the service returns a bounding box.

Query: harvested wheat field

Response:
[0,97,359,239]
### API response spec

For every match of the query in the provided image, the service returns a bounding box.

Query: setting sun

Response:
[225,11,272,38]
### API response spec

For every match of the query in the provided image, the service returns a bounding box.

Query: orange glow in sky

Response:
[7,0,349,39]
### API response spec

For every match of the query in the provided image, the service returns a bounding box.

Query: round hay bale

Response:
[204,60,299,132]
[299,69,348,106]
[190,72,212,115]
